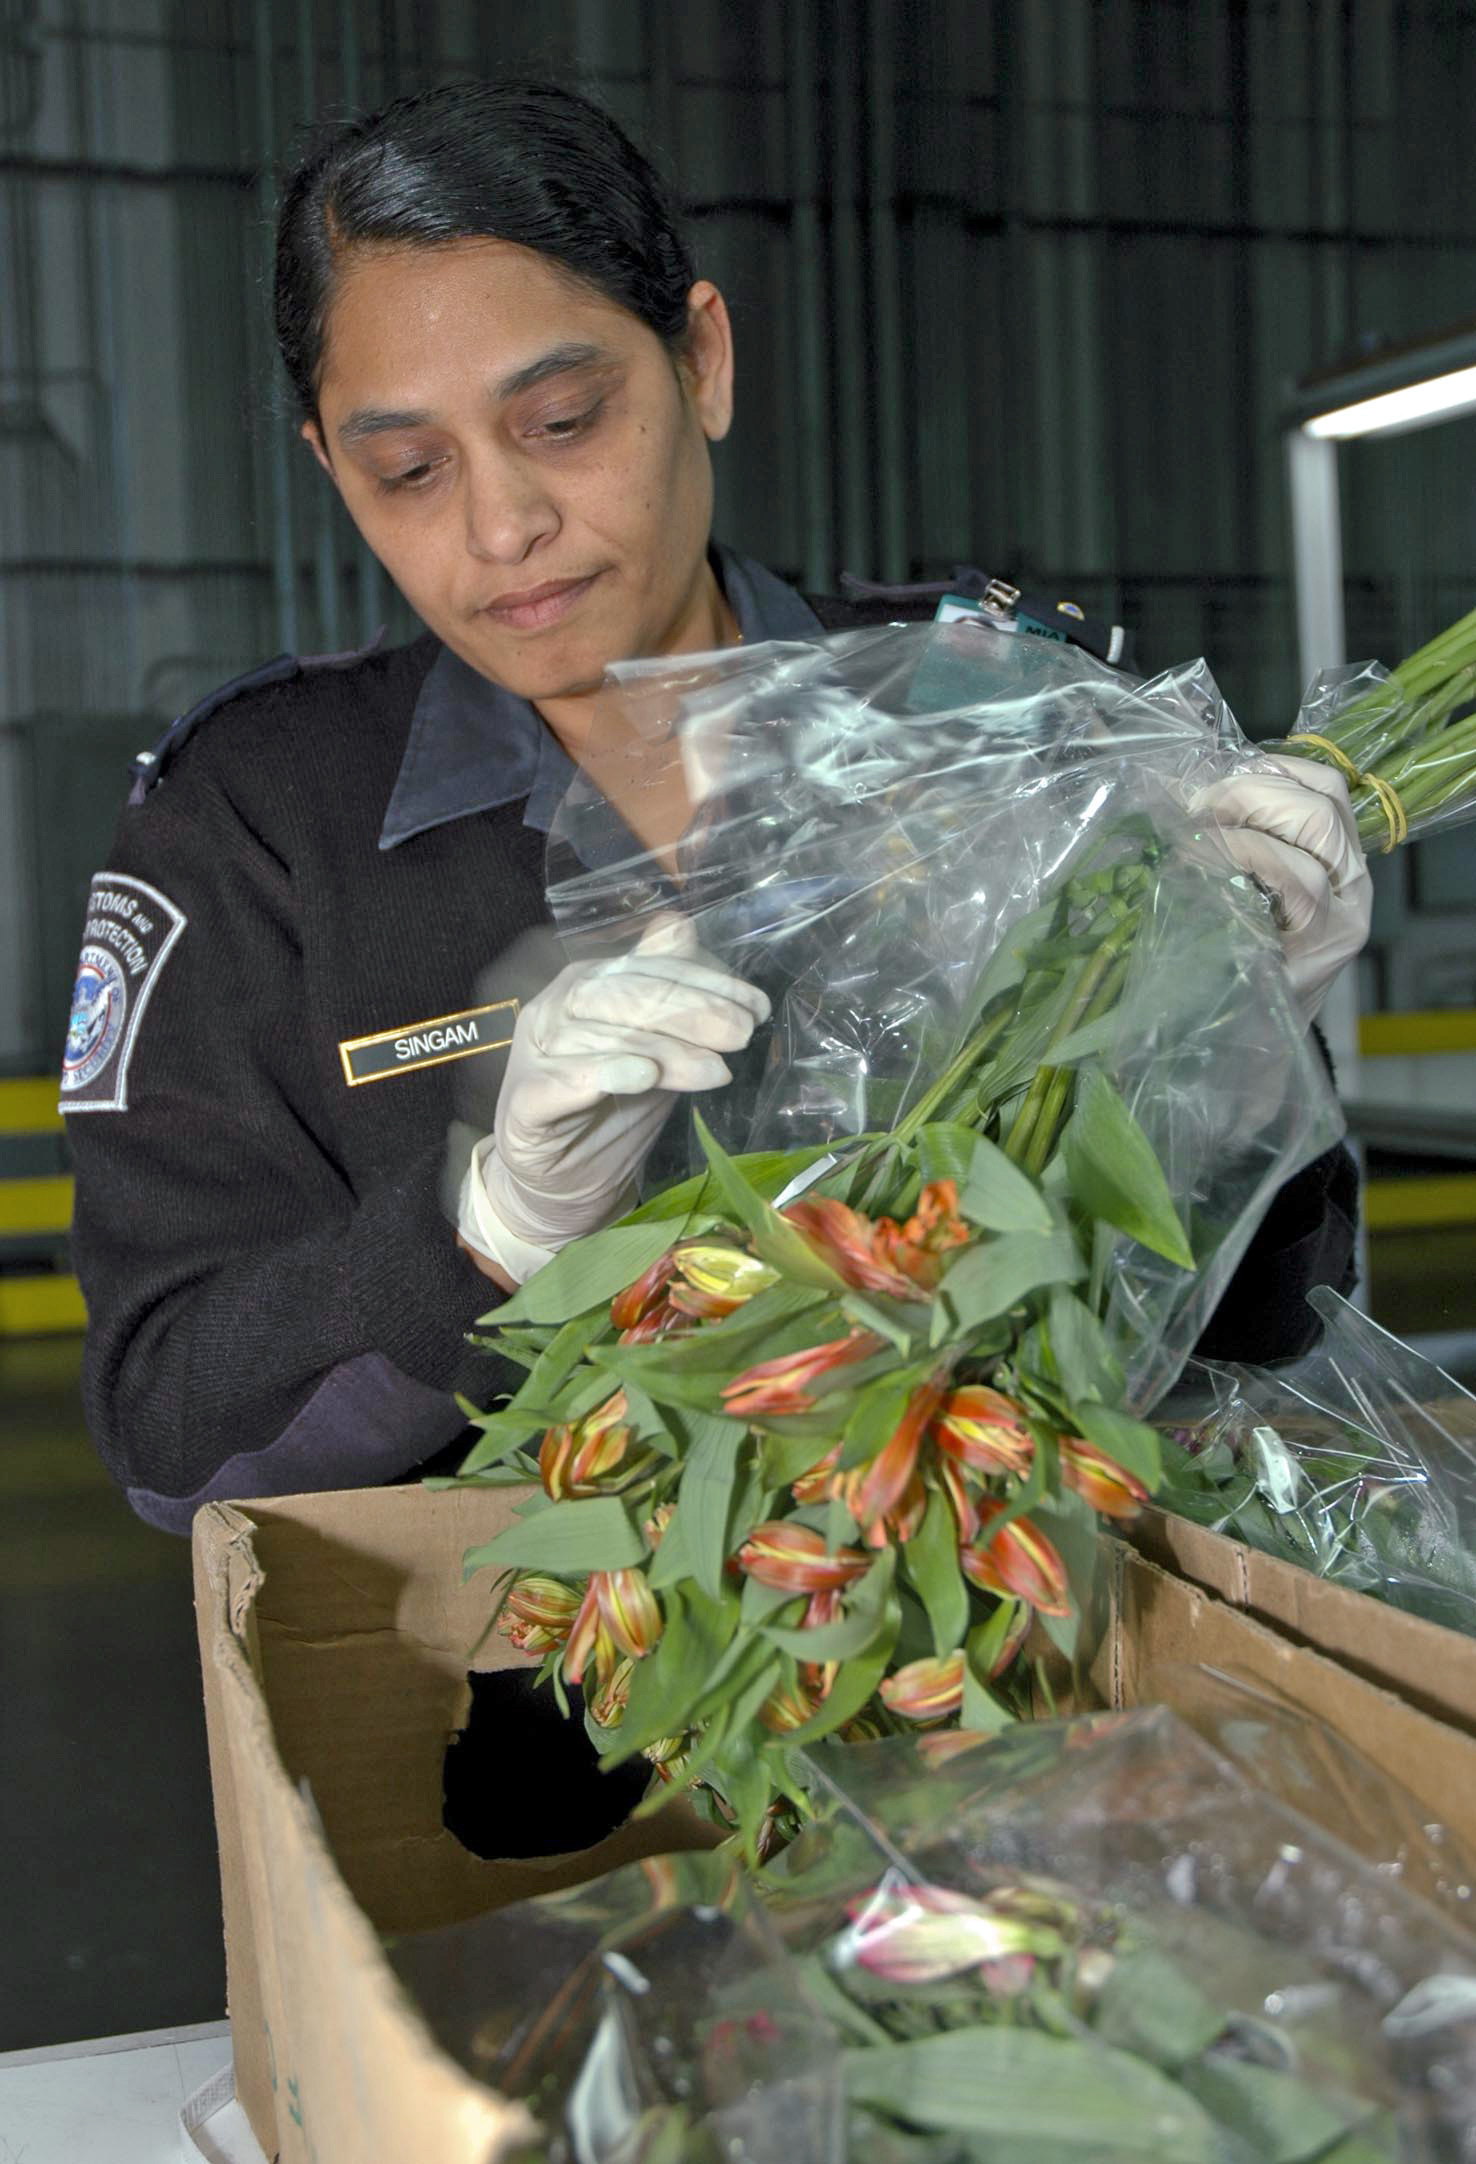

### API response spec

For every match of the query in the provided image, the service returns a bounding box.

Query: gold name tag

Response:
[338,999,519,1087]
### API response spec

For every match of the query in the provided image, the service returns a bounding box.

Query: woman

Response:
[63,79,1367,1534]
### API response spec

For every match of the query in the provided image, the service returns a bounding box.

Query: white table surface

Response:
[0,2022,266,2164]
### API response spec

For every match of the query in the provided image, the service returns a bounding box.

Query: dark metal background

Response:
[5,0,1476,1064]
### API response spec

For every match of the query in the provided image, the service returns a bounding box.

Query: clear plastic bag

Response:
[770,1715,1476,2162]
[388,1710,1476,2163]
[543,619,1343,1407]
[386,1848,842,2164]
[1159,1287,1476,1634]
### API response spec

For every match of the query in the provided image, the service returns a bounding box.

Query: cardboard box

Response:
[1131,1507,1476,1738]
[194,1487,1476,2164]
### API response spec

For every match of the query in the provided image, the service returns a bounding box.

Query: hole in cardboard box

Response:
[443,1668,649,1860]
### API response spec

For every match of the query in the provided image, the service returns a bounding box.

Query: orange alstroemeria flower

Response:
[791,1443,842,1506]
[498,1574,581,1655]
[879,1650,966,1723]
[960,1502,1073,1619]
[847,1375,950,1541]
[785,1181,970,1299]
[539,1390,632,1499]
[871,1179,973,1293]
[721,1330,882,1418]
[1060,1436,1149,1521]
[931,1385,1036,1480]
[594,1567,664,1662]
[782,1196,918,1299]
[937,1455,980,1545]
[610,1250,678,1332]
[736,1522,871,1594]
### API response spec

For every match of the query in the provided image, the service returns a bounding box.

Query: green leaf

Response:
[1031,1489,1102,1661]
[759,1428,840,1491]
[904,1486,970,1657]
[843,2031,1221,2158]
[840,1366,928,1468]
[1045,1286,1124,1404]
[458,1309,608,1472]
[645,1504,694,1590]
[692,1110,849,1290]
[932,1227,1084,1344]
[1064,1069,1195,1270]
[961,1608,1022,1732]
[1071,1400,1164,1493]
[762,1549,896,1660]
[461,1494,645,1578]
[606,1583,735,1759]
[622,1143,848,1225]
[487,1219,680,1328]
[913,1122,983,1186]
[775,1596,899,1745]
[959,1134,1054,1235]
[676,1414,747,1600]
[1178,2058,1375,2164]
[1092,1951,1225,2072]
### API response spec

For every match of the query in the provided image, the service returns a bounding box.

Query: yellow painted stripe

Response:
[1365,1174,1476,1231]
[0,1274,87,1335]
[1360,1009,1476,1056]
[0,1174,73,1236]
[0,1077,64,1133]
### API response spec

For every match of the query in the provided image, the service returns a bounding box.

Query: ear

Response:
[679,281,734,444]
[301,418,336,480]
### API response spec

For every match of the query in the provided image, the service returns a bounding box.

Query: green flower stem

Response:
[1004,911,1142,1168]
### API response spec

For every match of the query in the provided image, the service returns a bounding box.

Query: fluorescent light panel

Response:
[1304,363,1476,441]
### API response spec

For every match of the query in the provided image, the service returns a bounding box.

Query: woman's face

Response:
[308,238,734,702]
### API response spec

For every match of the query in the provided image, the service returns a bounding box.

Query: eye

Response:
[376,457,446,495]
[530,400,604,444]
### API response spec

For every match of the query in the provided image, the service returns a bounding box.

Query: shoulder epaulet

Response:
[127,633,385,804]
[818,568,1136,672]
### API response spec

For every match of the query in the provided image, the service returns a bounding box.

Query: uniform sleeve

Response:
[64,781,506,1529]
[1192,1137,1359,1366]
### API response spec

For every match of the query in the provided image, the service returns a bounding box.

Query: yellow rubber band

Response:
[1294,731,1409,851]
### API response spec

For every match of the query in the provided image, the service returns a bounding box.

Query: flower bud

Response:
[842,1883,1065,1986]
[1060,1435,1149,1520]
[588,1656,634,1730]
[960,1503,1073,1619]
[498,1574,581,1654]
[610,1250,676,1331]
[594,1566,664,1661]
[539,1391,633,1499]
[879,1651,966,1723]
[668,1241,778,1319]
[931,1385,1036,1479]
[722,1331,881,1418]
[736,1522,871,1594]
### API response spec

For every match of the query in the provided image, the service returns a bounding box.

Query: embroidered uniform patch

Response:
[338,998,519,1086]
[59,874,187,1112]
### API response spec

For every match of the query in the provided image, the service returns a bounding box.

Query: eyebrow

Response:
[335,342,617,446]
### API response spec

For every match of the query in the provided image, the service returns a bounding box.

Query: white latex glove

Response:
[1196,753,1373,1023]
[458,918,769,1281]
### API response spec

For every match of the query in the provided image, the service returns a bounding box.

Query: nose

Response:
[461,447,560,564]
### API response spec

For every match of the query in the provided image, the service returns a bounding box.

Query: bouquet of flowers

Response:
[445,610,1476,1859]
[388,1708,1476,2162]
[1159,1289,1476,1635]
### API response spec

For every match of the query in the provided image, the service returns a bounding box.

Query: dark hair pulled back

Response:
[274,78,696,421]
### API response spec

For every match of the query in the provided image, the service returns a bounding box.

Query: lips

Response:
[480,572,601,632]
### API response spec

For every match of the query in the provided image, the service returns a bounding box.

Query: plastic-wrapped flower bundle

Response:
[1159,1289,1476,1634]
[388,1706,1476,2163]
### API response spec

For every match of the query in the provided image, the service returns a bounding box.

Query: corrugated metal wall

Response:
[5,0,1476,1063]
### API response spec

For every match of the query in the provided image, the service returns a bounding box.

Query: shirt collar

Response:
[379,543,821,850]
